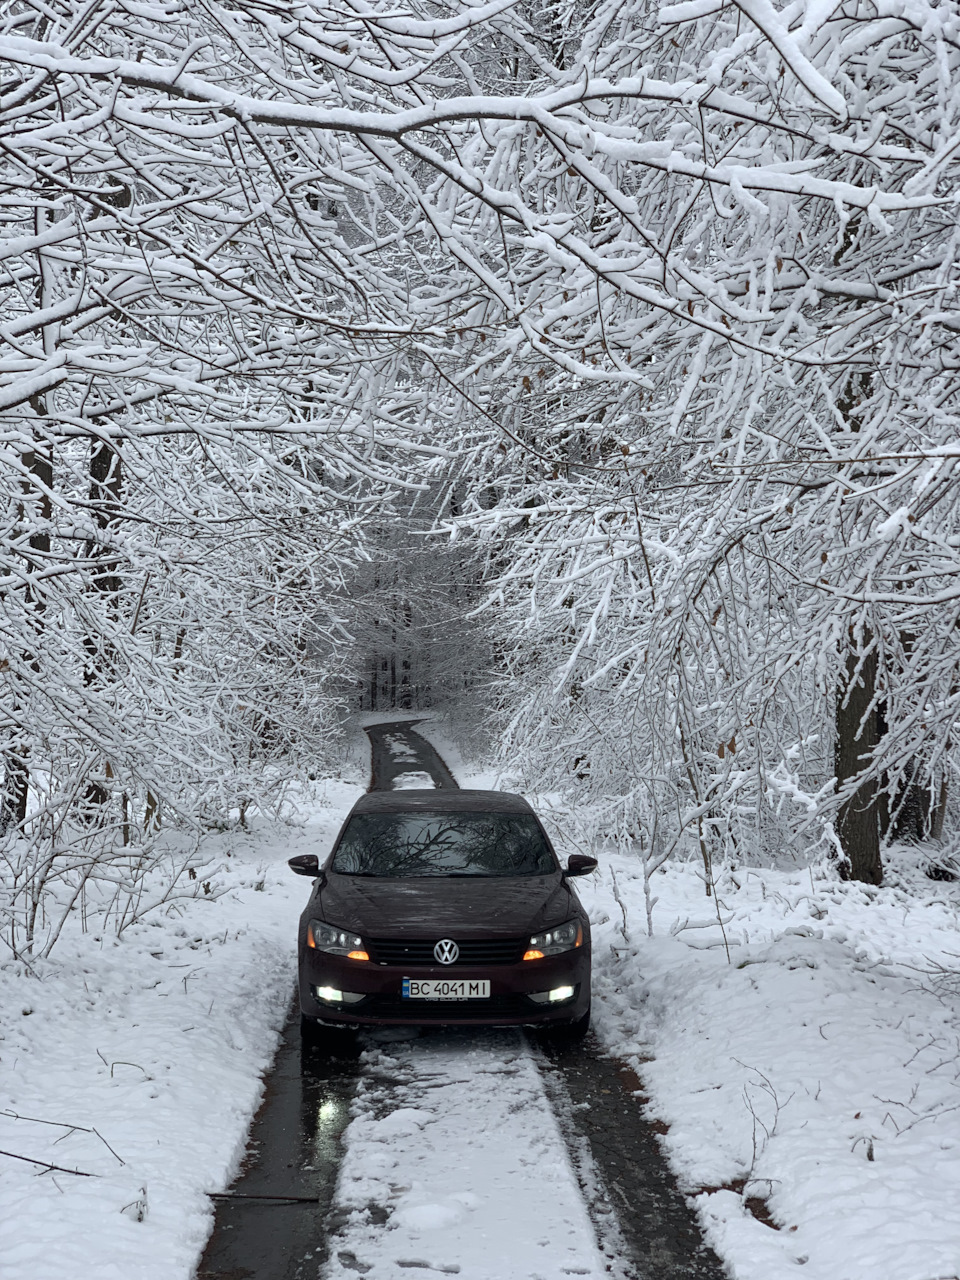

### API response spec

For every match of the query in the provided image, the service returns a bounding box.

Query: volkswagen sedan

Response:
[288,789,596,1044]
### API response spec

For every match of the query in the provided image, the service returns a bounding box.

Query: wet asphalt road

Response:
[198,720,727,1280]
[364,720,459,791]
[536,1040,726,1279]
[196,1022,362,1280]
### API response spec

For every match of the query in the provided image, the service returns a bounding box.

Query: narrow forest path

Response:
[197,722,725,1280]
[363,721,460,792]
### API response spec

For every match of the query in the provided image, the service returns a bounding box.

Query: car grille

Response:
[368,937,525,966]
[359,993,533,1020]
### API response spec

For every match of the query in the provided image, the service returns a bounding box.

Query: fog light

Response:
[313,986,365,1005]
[528,985,576,1005]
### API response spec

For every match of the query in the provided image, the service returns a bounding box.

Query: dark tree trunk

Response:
[835,643,883,884]
[399,599,413,709]
[885,628,941,844]
[368,654,378,711]
[399,656,411,709]
[82,439,123,819]
[931,775,949,841]
[1,750,29,833]
[889,767,931,841]
[144,789,160,833]
[833,363,885,884]
[88,439,123,598]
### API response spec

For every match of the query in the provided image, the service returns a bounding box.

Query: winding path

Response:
[197,722,724,1280]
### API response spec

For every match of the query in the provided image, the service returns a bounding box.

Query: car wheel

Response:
[300,1013,356,1057]
[541,1004,591,1047]
[563,1004,591,1041]
[300,1012,322,1046]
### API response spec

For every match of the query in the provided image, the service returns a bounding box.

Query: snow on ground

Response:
[323,1029,610,1280]
[7,721,960,1280]
[391,770,436,789]
[382,733,420,763]
[567,844,960,1280]
[410,717,499,793]
[0,778,362,1280]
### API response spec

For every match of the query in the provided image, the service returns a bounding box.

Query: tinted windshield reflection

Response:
[331,812,556,877]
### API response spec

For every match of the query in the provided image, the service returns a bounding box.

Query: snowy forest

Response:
[2,0,960,959]
[6,6,960,1280]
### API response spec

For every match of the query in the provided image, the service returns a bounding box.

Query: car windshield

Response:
[331,811,556,878]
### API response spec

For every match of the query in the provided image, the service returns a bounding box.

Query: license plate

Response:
[402,978,490,1000]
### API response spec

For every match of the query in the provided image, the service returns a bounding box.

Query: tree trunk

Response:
[835,643,883,884]
[84,436,122,645]
[931,775,949,841]
[82,438,124,818]
[144,790,161,833]
[368,653,378,711]
[3,408,54,835]
[400,656,411,709]
[0,750,29,833]
[833,363,885,884]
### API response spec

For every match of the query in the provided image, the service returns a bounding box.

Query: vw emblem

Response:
[434,938,459,965]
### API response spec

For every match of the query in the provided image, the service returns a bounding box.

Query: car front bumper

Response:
[298,945,591,1027]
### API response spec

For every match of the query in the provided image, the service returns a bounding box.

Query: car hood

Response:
[318,872,573,938]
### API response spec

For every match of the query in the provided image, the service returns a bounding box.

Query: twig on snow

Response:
[1,1110,125,1164]
[0,1148,97,1177]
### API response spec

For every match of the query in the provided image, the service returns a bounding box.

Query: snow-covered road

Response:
[198,718,718,1280]
[324,1028,612,1280]
[8,717,960,1280]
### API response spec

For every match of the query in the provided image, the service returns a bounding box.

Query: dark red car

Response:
[288,789,596,1045]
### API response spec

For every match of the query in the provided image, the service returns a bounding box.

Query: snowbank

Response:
[576,851,960,1280]
[0,780,361,1280]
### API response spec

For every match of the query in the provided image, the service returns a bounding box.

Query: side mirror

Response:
[288,854,321,878]
[564,854,598,878]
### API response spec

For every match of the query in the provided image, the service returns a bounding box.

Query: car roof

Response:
[349,788,536,816]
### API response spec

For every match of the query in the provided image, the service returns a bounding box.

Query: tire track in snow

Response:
[323,1027,626,1280]
[197,1010,363,1280]
[535,1039,726,1280]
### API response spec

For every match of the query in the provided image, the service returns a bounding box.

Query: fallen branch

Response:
[2,1109,125,1164]
[0,1148,96,1177]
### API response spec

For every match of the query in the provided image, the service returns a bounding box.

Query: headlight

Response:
[306,920,369,961]
[523,919,582,960]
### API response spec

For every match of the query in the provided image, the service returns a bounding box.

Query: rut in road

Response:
[322,1027,622,1280]
[198,719,726,1280]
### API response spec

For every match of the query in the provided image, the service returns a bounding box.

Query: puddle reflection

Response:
[199,1021,363,1280]
[299,1038,362,1173]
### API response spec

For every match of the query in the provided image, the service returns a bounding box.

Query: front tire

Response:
[540,1004,591,1048]
[299,1013,356,1056]
[300,1012,323,1046]
[561,1004,591,1042]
